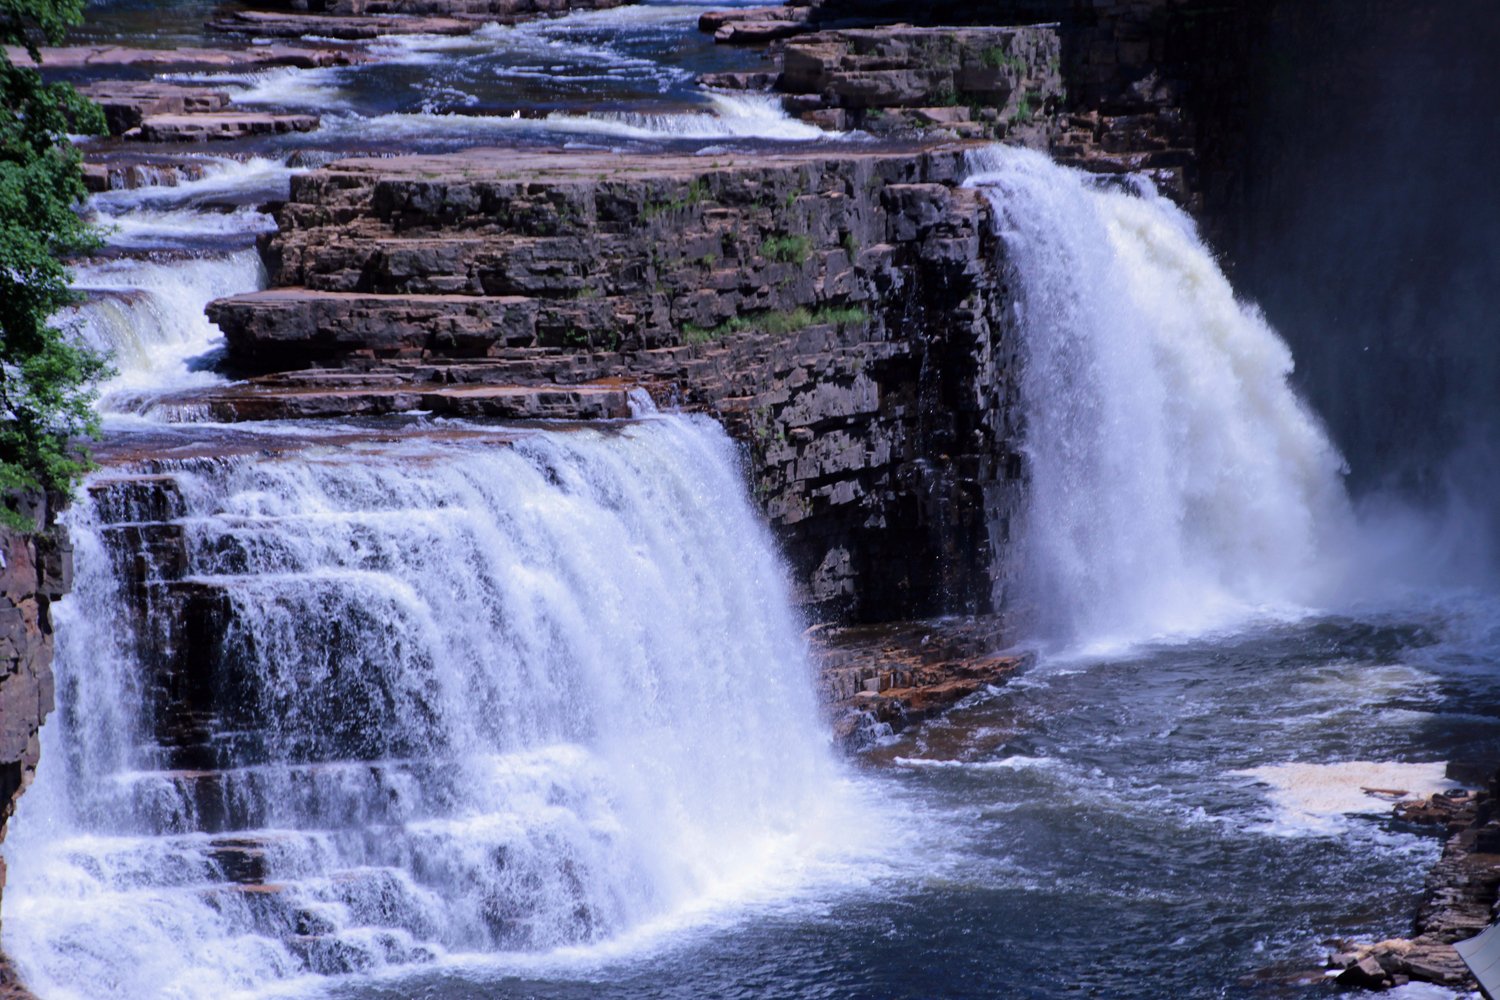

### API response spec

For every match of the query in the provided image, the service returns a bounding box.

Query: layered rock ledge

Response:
[205,145,1024,622]
[811,616,1032,748]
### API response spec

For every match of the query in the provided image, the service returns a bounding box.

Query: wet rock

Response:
[82,155,216,193]
[699,5,814,44]
[132,112,321,143]
[767,25,1064,141]
[0,522,72,981]
[3,43,365,70]
[1341,773,1500,992]
[811,617,1032,747]
[206,9,477,39]
[1335,957,1389,989]
[78,81,232,135]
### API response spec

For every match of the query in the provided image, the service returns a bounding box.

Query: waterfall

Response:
[1,417,852,998]
[66,250,264,413]
[965,147,1353,645]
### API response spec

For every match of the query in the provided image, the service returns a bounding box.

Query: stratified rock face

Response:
[0,521,71,983]
[207,147,1024,621]
[258,0,631,15]
[77,81,231,136]
[775,26,1063,139]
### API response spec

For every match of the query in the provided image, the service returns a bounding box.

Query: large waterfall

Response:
[965,148,1354,645]
[1,417,853,999]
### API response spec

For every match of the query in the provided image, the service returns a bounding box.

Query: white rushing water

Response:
[1,417,857,999]
[60,156,290,416]
[67,249,263,411]
[965,147,1354,646]
[310,92,830,147]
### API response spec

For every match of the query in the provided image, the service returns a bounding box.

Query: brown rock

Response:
[78,81,231,135]
[133,113,321,143]
[1335,957,1389,989]
[3,43,365,70]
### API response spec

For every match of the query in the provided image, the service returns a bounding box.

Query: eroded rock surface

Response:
[810,616,1031,748]
[774,26,1063,141]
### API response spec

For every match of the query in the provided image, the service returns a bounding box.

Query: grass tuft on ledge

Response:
[681,306,869,346]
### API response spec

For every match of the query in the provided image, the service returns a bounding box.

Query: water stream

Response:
[2,3,1498,999]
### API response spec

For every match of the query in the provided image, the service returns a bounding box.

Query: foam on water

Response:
[1,417,873,999]
[965,147,1354,647]
[1235,761,1455,837]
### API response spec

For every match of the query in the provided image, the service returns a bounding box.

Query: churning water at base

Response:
[2,417,862,999]
[966,148,1354,646]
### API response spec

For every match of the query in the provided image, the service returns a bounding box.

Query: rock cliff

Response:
[0,516,71,999]
[207,147,1024,621]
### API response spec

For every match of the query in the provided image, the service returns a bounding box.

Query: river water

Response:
[3,2,1498,999]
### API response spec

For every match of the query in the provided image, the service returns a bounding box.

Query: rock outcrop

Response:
[1328,771,1500,991]
[698,0,1268,221]
[206,0,633,38]
[811,616,1032,747]
[0,518,72,998]
[204,146,1024,622]
[772,25,1063,140]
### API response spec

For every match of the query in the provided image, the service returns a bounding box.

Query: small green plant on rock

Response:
[679,305,869,346]
[1010,92,1036,125]
[641,178,710,221]
[981,47,1026,73]
[760,234,812,265]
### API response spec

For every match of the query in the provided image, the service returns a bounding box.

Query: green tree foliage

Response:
[0,0,108,528]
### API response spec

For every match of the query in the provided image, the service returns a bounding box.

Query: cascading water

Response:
[964,147,1354,645]
[59,155,288,416]
[68,250,264,410]
[1,417,854,999]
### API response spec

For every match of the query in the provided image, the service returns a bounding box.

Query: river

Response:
[2,3,1496,998]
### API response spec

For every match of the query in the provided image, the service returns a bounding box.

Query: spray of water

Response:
[965,147,1353,645]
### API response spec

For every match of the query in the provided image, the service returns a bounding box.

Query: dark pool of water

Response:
[308,595,1500,1000]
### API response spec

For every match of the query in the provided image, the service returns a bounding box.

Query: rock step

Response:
[699,4,814,44]
[207,9,477,39]
[150,380,633,422]
[82,155,217,193]
[132,112,321,143]
[112,760,458,835]
[272,0,630,16]
[88,474,189,524]
[208,290,544,368]
[78,81,233,136]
